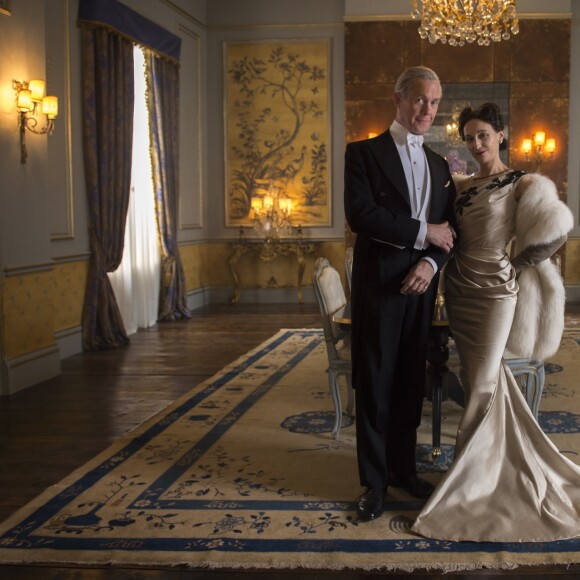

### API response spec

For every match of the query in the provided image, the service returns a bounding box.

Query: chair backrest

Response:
[312,257,347,357]
[345,246,353,291]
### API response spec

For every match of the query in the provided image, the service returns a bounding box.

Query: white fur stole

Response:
[506,174,573,360]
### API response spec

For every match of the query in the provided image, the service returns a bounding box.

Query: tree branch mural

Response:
[225,41,331,228]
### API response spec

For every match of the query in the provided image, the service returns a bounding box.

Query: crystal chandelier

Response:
[410,0,519,46]
[250,179,293,239]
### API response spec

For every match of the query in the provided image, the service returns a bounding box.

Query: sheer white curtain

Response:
[109,46,160,335]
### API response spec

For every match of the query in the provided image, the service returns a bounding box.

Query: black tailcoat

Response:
[344,129,456,488]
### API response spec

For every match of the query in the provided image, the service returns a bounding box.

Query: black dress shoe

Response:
[388,474,434,499]
[356,488,385,521]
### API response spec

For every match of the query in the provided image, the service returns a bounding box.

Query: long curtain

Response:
[109,46,161,335]
[81,25,134,350]
[146,51,191,321]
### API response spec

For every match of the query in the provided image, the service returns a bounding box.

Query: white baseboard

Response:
[186,285,316,309]
[1,345,61,396]
[55,326,83,360]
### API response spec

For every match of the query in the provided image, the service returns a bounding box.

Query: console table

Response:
[228,229,318,304]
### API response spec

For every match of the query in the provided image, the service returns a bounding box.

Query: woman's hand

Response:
[426,221,454,253]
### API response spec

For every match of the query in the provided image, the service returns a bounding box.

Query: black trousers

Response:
[352,243,436,490]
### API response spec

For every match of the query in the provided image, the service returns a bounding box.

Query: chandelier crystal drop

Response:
[410,0,519,47]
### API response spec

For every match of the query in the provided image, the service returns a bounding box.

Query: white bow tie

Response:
[407,133,424,147]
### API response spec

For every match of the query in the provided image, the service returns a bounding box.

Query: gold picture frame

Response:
[224,39,332,229]
[0,0,12,16]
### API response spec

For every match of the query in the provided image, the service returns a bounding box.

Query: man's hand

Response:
[401,260,435,295]
[426,221,454,253]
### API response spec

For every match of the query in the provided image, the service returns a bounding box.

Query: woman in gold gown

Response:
[412,103,580,542]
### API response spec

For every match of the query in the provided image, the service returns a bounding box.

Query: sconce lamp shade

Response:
[521,139,532,154]
[534,131,545,146]
[41,95,59,119]
[28,79,46,101]
[545,138,556,154]
[17,89,33,112]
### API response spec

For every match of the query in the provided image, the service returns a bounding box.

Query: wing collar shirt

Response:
[388,120,437,273]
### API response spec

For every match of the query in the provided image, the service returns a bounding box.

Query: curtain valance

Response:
[78,0,181,62]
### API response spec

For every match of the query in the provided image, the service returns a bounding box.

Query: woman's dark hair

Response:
[458,102,506,149]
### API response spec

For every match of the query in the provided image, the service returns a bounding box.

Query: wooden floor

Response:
[0,303,578,579]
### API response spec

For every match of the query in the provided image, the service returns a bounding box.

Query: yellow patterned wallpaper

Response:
[52,261,89,332]
[2,270,56,360]
[1,242,347,361]
[1,260,88,360]
[565,239,580,285]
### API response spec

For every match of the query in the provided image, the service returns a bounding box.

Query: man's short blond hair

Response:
[394,66,440,97]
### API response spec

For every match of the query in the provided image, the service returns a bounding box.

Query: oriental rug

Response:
[1,328,580,572]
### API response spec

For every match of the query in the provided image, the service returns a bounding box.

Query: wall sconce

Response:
[13,79,58,163]
[521,131,556,172]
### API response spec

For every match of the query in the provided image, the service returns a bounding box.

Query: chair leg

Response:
[526,365,544,419]
[431,373,443,461]
[534,363,545,418]
[327,369,342,440]
[512,362,546,420]
[345,374,355,419]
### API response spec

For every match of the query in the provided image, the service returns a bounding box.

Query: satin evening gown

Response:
[411,171,580,543]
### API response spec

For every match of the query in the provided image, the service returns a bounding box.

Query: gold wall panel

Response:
[511,20,570,83]
[180,243,233,291]
[422,42,495,83]
[564,239,580,286]
[345,22,420,94]
[52,260,89,332]
[2,270,56,360]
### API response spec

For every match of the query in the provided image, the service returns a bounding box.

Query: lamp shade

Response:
[17,89,33,112]
[28,79,46,101]
[41,95,59,119]
[521,138,532,154]
[545,138,556,154]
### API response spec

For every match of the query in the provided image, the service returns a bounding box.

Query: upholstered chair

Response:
[312,257,354,439]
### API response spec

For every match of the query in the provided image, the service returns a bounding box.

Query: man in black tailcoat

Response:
[344,66,456,521]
